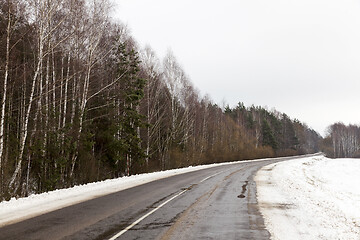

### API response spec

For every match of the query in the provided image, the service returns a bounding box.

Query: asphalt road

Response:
[0,157,288,240]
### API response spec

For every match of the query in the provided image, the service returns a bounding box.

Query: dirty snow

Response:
[255,156,360,240]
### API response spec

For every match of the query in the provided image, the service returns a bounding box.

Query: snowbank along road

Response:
[0,156,303,240]
[256,155,360,240]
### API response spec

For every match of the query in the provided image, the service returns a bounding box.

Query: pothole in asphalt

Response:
[238,181,249,199]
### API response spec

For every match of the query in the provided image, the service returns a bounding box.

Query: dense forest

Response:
[0,0,325,200]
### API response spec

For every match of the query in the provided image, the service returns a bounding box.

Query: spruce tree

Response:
[116,42,147,175]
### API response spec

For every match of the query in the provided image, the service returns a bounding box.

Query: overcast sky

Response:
[113,0,360,136]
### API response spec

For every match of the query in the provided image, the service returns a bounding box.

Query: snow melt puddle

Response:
[255,156,360,240]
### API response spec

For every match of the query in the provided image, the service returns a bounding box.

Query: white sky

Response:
[112,0,360,136]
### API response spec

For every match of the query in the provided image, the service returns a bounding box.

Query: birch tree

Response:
[8,0,50,191]
[139,46,165,168]
[69,0,111,178]
[0,0,15,176]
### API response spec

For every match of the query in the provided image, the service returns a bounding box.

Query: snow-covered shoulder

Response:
[255,156,360,240]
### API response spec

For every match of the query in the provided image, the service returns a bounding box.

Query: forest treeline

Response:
[0,0,322,200]
[322,123,360,158]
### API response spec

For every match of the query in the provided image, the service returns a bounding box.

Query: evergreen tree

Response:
[116,42,147,175]
[262,119,278,150]
[282,114,299,150]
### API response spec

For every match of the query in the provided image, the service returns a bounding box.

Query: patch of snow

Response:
[255,156,360,240]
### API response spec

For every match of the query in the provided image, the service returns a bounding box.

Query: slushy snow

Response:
[255,156,360,240]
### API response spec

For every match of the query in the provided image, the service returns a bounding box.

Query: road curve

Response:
[0,157,290,240]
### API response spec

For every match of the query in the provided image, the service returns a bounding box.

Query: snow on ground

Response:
[0,157,276,227]
[255,156,360,240]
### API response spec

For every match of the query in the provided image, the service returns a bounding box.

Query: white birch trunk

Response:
[0,7,11,171]
[52,49,56,128]
[70,71,77,126]
[9,43,43,189]
[69,52,92,177]
[43,42,50,156]
[62,54,70,142]
[58,56,64,131]
[9,1,47,189]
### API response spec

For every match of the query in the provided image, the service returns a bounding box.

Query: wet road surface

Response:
[0,158,289,240]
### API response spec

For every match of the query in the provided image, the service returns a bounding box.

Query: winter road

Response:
[0,157,291,240]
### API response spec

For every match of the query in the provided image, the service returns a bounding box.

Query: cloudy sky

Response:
[113,0,360,136]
